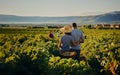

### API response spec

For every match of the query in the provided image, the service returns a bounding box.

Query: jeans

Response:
[74,50,80,61]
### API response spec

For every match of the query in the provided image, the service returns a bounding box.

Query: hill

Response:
[0,11,120,24]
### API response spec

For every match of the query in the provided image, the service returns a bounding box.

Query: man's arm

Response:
[79,38,84,43]
[79,33,84,43]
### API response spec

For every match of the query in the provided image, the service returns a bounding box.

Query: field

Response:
[0,27,120,75]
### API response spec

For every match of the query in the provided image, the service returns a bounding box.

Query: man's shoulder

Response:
[72,29,82,33]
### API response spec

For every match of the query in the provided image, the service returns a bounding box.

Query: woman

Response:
[58,25,78,51]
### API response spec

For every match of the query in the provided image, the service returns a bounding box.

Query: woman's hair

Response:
[65,32,71,35]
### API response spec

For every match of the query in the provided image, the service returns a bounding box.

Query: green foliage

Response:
[49,56,92,75]
[0,28,120,75]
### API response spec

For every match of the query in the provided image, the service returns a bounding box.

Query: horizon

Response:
[0,10,120,17]
[0,0,120,17]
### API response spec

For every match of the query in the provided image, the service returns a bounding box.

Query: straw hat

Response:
[60,25,72,33]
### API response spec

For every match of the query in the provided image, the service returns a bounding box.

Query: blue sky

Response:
[0,0,120,16]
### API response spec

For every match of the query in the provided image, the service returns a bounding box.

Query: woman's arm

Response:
[72,40,79,46]
[58,39,62,48]
[72,36,84,46]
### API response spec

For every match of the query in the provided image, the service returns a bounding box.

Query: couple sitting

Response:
[58,23,84,61]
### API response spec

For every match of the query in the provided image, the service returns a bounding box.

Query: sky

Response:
[0,0,120,17]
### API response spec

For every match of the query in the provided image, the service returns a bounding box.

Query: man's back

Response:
[71,29,84,50]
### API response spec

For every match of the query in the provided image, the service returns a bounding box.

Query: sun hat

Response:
[60,25,72,33]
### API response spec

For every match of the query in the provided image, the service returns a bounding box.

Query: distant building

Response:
[94,24,120,29]
[110,24,120,28]
[94,24,104,28]
[103,24,111,28]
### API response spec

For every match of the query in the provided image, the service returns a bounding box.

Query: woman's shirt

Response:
[60,35,72,50]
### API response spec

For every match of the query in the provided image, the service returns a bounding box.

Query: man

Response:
[71,23,84,61]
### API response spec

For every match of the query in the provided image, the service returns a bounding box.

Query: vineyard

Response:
[0,27,120,75]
